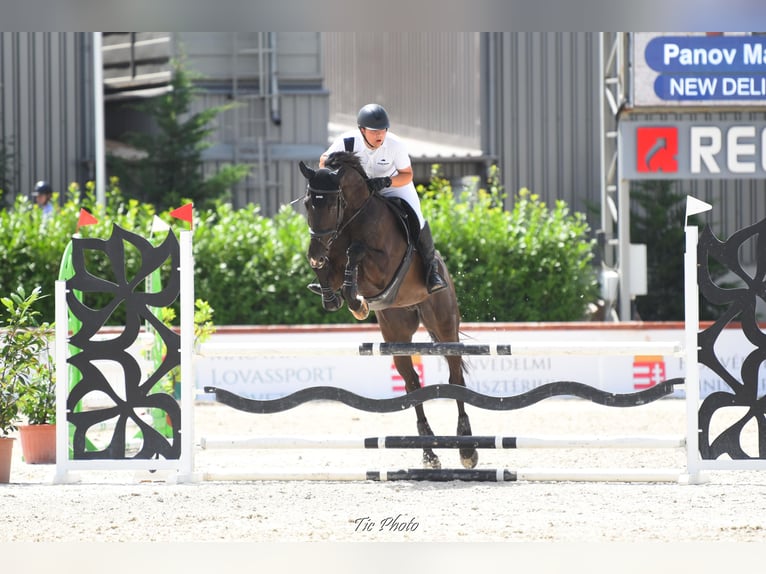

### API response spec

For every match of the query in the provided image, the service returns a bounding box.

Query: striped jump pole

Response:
[200,434,686,450]
[201,468,687,483]
[196,340,684,358]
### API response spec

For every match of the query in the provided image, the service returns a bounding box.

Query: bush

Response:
[193,202,345,325]
[0,180,164,324]
[421,167,598,322]
[0,172,598,325]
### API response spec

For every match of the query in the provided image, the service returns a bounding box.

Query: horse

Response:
[298,151,477,469]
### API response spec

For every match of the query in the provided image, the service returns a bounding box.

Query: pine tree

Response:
[110,55,250,211]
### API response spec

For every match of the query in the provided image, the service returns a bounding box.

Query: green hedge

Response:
[421,171,597,322]
[0,175,598,325]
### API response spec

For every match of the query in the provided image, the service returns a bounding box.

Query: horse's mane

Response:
[325,151,368,183]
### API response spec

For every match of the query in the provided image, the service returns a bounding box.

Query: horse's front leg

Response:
[342,242,370,320]
[311,267,344,312]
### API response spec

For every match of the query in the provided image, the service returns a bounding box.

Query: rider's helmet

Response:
[33,180,53,196]
[357,104,390,131]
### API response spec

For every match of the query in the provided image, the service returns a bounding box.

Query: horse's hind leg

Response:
[378,309,440,469]
[447,355,478,469]
[392,355,441,469]
[420,286,478,469]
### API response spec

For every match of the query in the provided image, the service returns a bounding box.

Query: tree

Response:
[631,180,726,321]
[109,55,250,211]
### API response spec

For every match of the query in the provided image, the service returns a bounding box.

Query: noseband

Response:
[306,170,373,247]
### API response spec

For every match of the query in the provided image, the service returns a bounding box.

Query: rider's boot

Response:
[416,221,448,294]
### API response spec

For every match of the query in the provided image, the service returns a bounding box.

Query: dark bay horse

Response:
[299,151,477,469]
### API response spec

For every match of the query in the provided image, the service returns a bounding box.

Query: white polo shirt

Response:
[325,130,414,180]
[323,130,424,227]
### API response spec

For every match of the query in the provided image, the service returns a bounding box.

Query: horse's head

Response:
[299,161,344,269]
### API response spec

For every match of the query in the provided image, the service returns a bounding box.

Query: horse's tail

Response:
[428,329,471,376]
[457,329,472,375]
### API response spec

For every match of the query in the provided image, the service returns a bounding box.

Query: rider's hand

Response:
[367,177,392,193]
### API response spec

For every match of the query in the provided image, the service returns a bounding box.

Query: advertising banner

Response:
[194,325,761,402]
[633,33,766,107]
[620,119,766,180]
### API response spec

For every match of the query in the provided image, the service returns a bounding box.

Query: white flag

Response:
[151,215,171,234]
[685,196,712,221]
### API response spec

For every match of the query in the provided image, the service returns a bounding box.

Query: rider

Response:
[314,103,447,294]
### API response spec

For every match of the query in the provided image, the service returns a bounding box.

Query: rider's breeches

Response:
[380,186,425,228]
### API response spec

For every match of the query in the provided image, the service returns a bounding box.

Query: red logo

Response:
[637,127,678,173]
[632,355,666,390]
[391,356,424,393]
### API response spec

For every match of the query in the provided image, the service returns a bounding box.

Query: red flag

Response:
[170,203,194,228]
[76,208,98,230]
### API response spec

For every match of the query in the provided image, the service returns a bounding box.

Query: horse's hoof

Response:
[422,451,441,469]
[350,297,369,320]
[460,449,479,469]
[322,295,343,312]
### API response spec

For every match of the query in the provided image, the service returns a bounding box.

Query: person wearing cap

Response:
[316,103,447,294]
[32,180,54,219]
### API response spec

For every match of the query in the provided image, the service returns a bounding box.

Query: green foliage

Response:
[158,299,216,395]
[0,179,160,324]
[0,286,54,434]
[631,181,726,321]
[192,202,344,325]
[108,55,250,211]
[0,168,599,327]
[421,165,598,322]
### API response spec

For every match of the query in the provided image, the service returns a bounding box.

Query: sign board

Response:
[620,120,766,179]
[633,32,766,107]
[193,326,763,402]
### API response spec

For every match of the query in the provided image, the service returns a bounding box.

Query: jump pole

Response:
[197,340,684,358]
[200,434,685,450]
[201,468,686,483]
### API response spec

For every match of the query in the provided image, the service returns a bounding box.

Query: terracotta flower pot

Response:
[0,436,14,483]
[18,424,56,464]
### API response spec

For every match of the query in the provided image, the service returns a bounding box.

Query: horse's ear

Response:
[299,161,315,181]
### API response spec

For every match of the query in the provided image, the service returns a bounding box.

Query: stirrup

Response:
[307,283,322,295]
[426,271,448,294]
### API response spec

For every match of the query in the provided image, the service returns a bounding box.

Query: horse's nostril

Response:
[310,256,327,269]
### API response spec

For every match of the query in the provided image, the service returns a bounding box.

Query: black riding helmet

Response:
[33,180,52,196]
[357,104,390,131]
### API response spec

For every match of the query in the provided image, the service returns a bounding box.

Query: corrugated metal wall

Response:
[325,32,763,267]
[176,32,328,211]
[195,88,327,212]
[0,32,93,204]
[482,32,602,220]
[323,33,481,150]
[324,32,603,220]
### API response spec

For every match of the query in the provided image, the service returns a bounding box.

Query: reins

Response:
[307,166,374,247]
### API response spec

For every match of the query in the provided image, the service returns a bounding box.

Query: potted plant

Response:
[0,286,54,478]
[16,346,56,464]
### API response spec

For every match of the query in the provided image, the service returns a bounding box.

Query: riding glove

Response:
[367,176,392,193]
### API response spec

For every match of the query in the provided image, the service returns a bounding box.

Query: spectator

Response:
[32,180,54,220]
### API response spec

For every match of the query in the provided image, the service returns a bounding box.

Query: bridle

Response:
[306,169,373,248]
[306,184,344,246]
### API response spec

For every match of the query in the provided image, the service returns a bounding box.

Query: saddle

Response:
[342,136,421,309]
[365,197,419,310]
